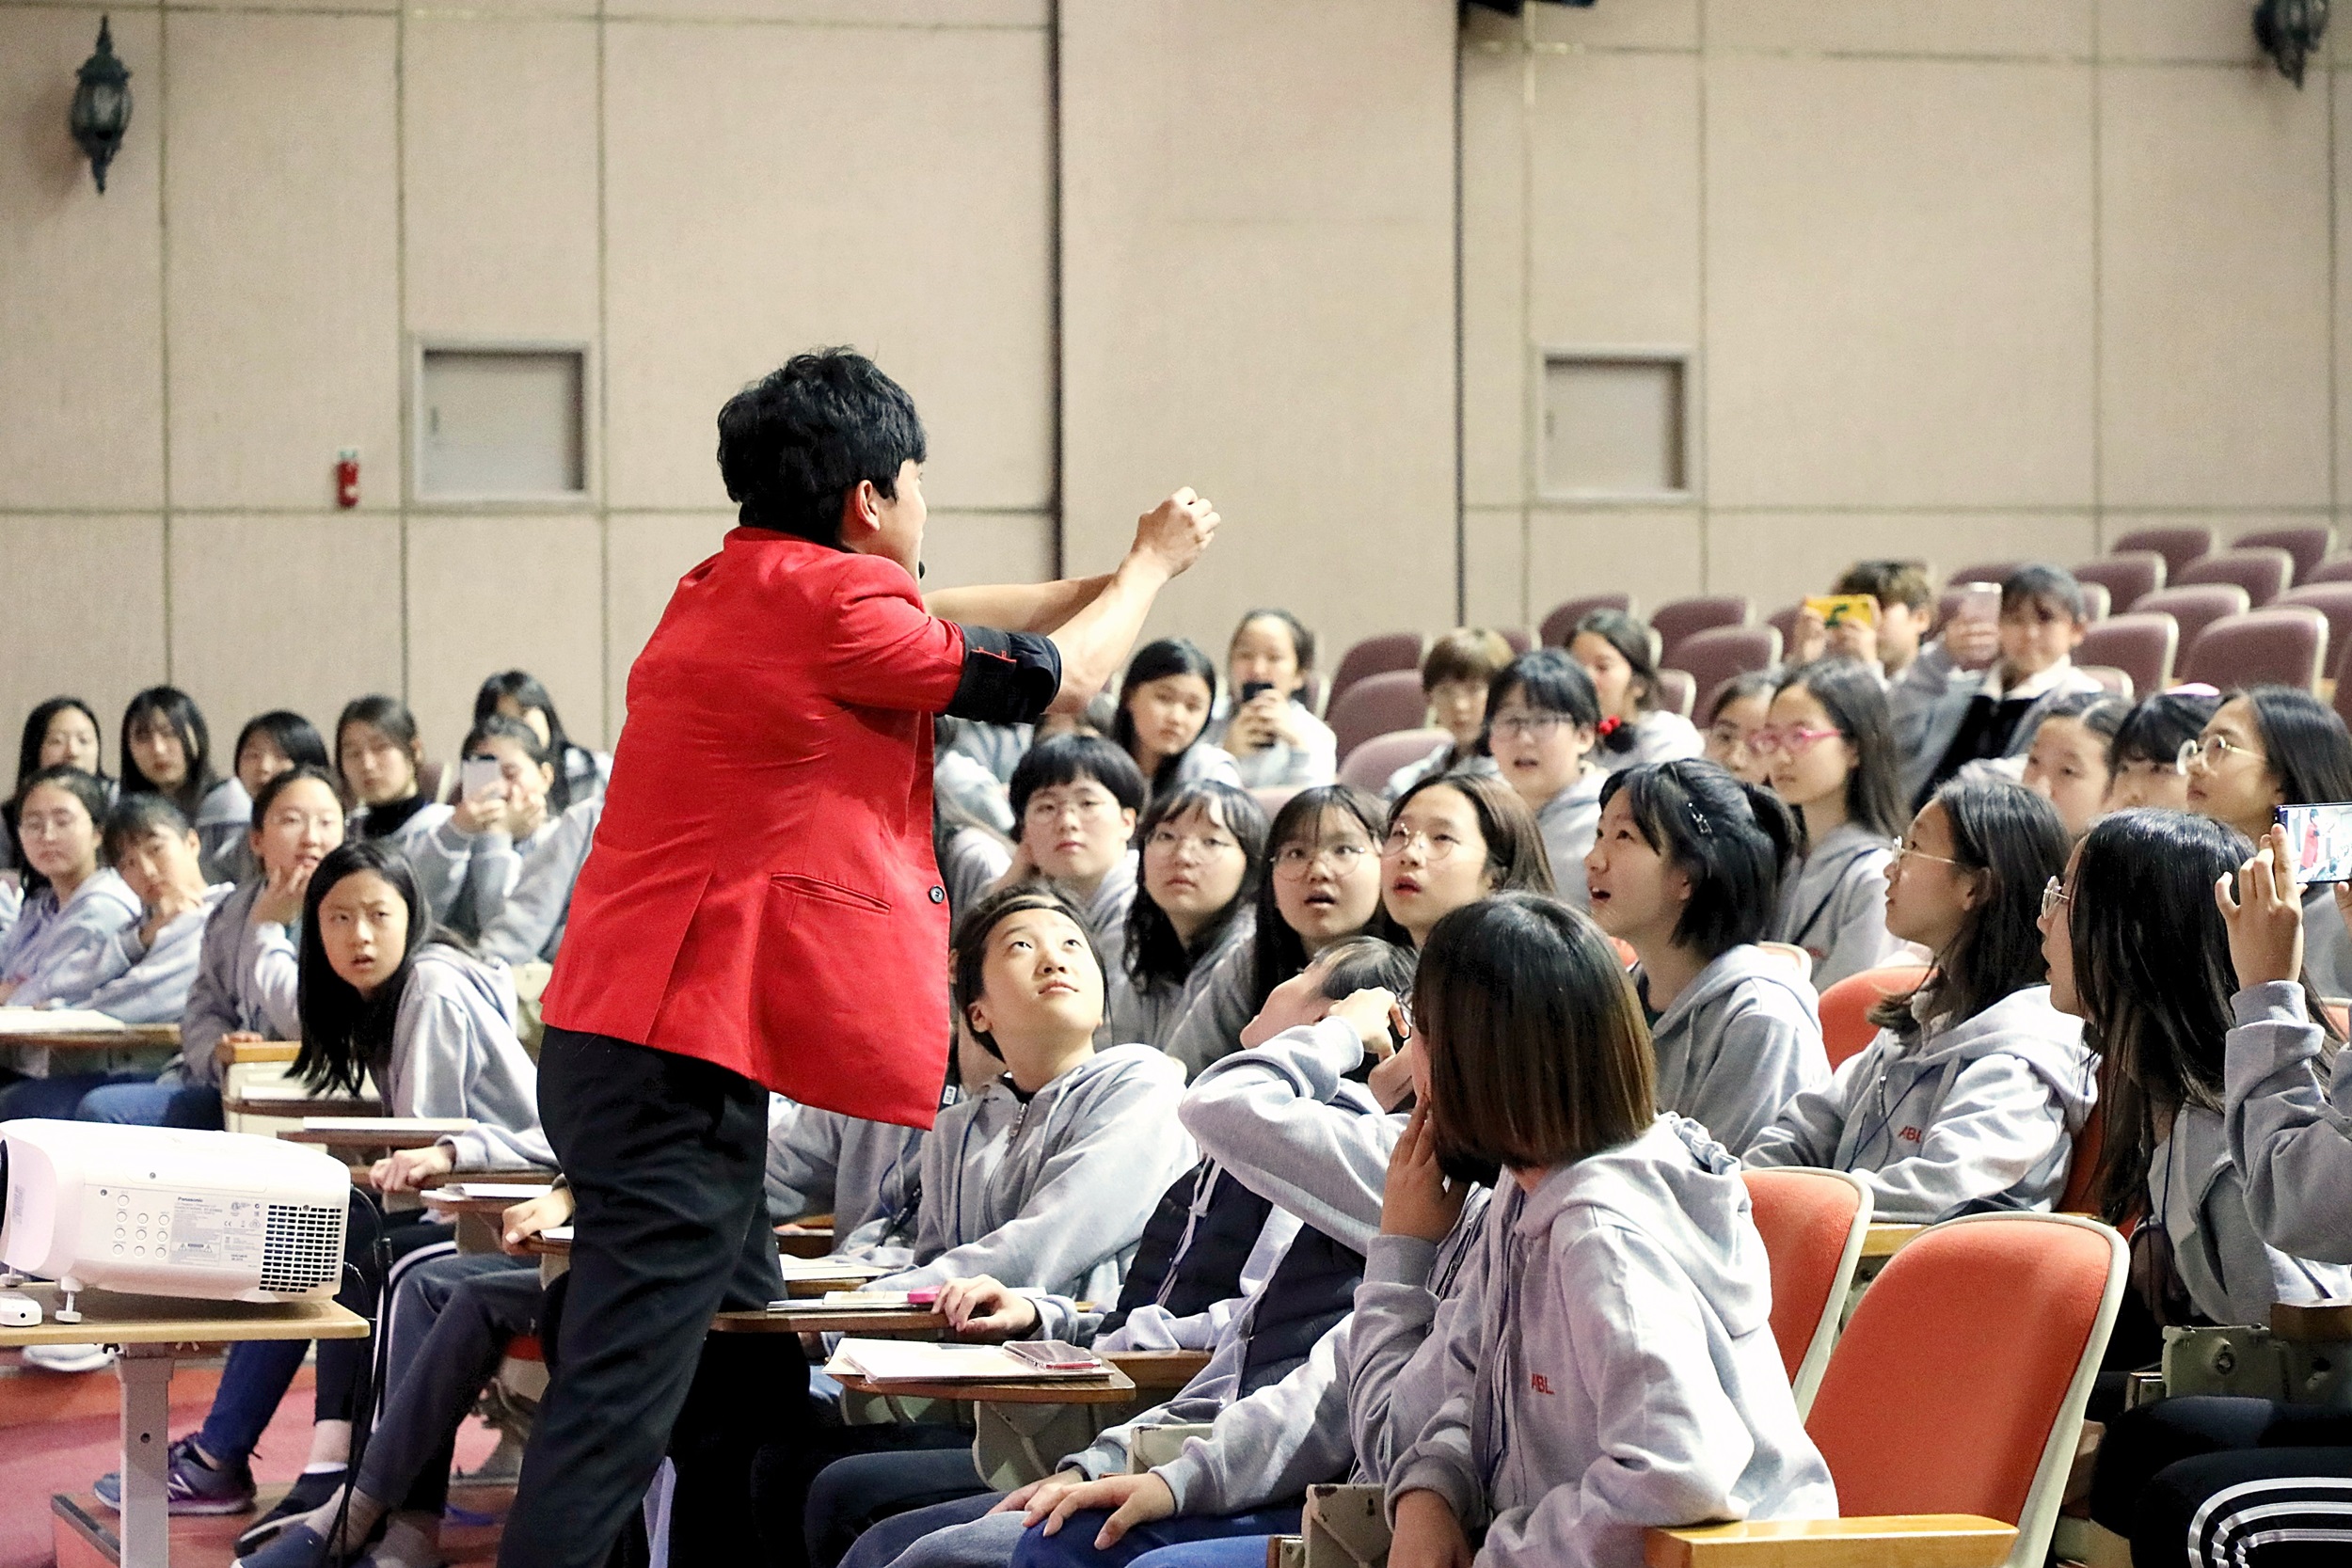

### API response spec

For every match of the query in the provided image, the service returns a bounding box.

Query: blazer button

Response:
[929,886,946,904]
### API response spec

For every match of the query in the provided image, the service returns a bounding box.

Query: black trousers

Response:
[500,1028,788,1568]
[2091,1397,2352,1566]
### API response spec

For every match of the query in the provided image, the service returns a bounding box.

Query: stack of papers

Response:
[775,1256,888,1282]
[302,1117,478,1133]
[0,1007,124,1033]
[824,1338,1110,1384]
[426,1182,555,1203]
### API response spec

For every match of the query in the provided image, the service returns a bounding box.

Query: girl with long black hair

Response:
[1110,780,1266,1053]
[1765,657,1911,988]
[120,686,249,880]
[473,670,608,813]
[1113,637,1240,803]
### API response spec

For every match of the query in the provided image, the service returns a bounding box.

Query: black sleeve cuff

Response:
[946,626,1062,725]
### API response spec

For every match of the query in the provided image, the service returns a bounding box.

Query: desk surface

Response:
[830,1363,1137,1405]
[226,1094,382,1118]
[279,1125,460,1151]
[1105,1350,1213,1391]
[0,1283,368,1348]
[2,1024,180,1052]
[712,1307,950,1336]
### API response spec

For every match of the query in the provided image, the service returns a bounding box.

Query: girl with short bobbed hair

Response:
[1388,892,1836,1568]
[2103,687,2218,814]
[1584,759,1824,1152]
[1481,649,1606,908]
[1384,627,1515,798]
[1568,609,1703,773]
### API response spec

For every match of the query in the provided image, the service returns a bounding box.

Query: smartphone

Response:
[2278,802,2352,883]
[1239,680,1275,705]
[1005,1339,1105,1372]
[459,756,502,802]
[1954,581,2003,625]
[1804,594,1878,630]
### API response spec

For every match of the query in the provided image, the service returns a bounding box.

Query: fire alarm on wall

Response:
[336,448,360,509]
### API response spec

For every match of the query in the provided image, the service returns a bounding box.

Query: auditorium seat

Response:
[1325,633,1423,712]
[2134,584,2249,657]
[1818,962,1931,1069]
[2071,551,2165,614]
[2076,612,2178,699]
[1948,562,2020,586]
[1336,726,1449,792]
[1496,626,1533,654]
[1654,668,1696,719]
[2182,607,2329,693]
[1326,670,1428,760]
[1650,595,1752,666]
[1668,625,1782,719]
[2075,582,2109,623]
[1539,592,1635,648]
[2175,546,2294,608]
[2078,666,2134,700]
[1767,602,1804,657]
[2306,555,2352,586]
[1742,1168,1872,1415]
[2235,525,2334,584]
[2275,584,2352,671]
[2110,525,2217,577]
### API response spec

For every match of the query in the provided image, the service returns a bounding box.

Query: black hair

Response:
[1572,609,1662,736]
[1477,648,1601,759]
[459,714,552,801]
[335,696,424,802]
[251,763,346,832]
[1248,784,1406,1010]
[120,687,219,816]
[1312,935,1418,1002]
[1113,638,1223,798]
[295,840,441,1096]
[716,348,927,549]
[1774,658,1906,841]
[1388,769,1558,901]
[1870,777,2070,1039]
[2039,690,2128,742]
[1706,669,1780,726]
[471,672,585,815]
[2235,686,2352,807]
[2111,689,2222,770]
[1597,759,1798,958]
[1832,560,1933,613]
[950,883,1102,1061]
[102,793,192,865]
[2000,563,2089,625]
[17,698,103,794]
[1008,732,1149,825]
[1232,609,1318,673]
[1125,782,1269,992]
[232,711,330,782]
[14,768,113,873]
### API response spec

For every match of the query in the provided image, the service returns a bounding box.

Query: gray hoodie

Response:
[1596,710,1705,775]
[410,816,552,944]
[191,777,253,885]
[2151,1098,2352,1327]
[1645,945,1829,1155]
[1114,911,1257,1066]
[175,879,301,1088]
[2225,979,2352,1264]
[376,944,554,1172]
[841,1042,1193,1302]
[0,869,144,1077]
[1772,822,1903,991]
[1345,1195,1493,1488]
[1894,648,2105,809]
[1743,985,2096,1222]
[1161,940,1258,1082]
[478,797,602,967]
[1390,1117,1838,1568]
[1534,770,1605,911]
[2298,886,2352,1002]
[50,883,237,1027]
[763,1097,925,1237]
[1069,851,1139,982]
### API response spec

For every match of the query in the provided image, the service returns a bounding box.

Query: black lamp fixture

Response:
[70,17,133,193]
[2255,0,2329,87]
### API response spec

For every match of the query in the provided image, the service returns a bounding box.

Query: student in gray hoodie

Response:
[0,766,143,1081]
[1387,894,1835,1568]
[1107,782,1265,1057]
[477,794,601,967]
[1748,778,2090,1218]
[1583,760,1828,1153]
[994,735,1148,979]
[1763,658,1910,990]
[408,715,560,944]
[1483,649,1608,911]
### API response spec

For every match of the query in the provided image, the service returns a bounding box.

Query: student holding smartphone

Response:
[1209,610,1338,790]
[1904,565,2106,810]
[410,716,559,942]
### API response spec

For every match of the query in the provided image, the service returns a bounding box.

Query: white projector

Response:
[0,1119,349,1321]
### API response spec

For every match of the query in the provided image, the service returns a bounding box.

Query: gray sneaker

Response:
[92,1435,256,1515]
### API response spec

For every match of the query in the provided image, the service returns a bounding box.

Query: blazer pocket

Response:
[769,872,891,913]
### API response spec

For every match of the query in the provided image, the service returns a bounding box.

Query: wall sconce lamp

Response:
[70,17,133,193]
[2255,0,2329,87]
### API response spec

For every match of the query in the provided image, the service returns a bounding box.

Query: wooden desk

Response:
[278,1121,470,1155]
[711,1307,950,1336]
[830,1363,1136,1405]
[1105,1350,1213,1392]
[0,1024,179,1052]
[216,1038,298,1068]
[224,1093,382,1119]
[1861,1224,1926,1259]
[0,1284,366,1568]
[421,1185,558,1254]
[777,1226,836,1259]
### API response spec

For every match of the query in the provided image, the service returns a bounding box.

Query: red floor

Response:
[0,1349,502,1568]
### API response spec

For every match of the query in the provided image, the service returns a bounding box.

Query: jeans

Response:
[0,1070,154,1120]
[1009,1509,1302,1568]
[80,1079,225,1128]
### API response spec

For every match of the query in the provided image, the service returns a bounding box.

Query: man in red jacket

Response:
[502,349,1217,1567]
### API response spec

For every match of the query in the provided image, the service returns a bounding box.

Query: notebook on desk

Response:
[302,1117,478,1133]
[0,1007,124,1033]
[824,1338,1110,1384]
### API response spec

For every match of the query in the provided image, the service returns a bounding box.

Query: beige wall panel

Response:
[1708,1,2092,57]
[2099,0,2268,63]
[1461,43,1528,510]
[1527,508,1704,626]
[1705,55,2095,510]
[405,515,605,757]
[1528,51,1702,351]
[1523,0,1696,50]
[1059,0,1458,660]
[0,10,165,512]
[0,516,167,749]
[1707,512,2098,616]
[167,515,403,736]
[1462,508,1527,633]
[2337,78,2352,511]
[605,513,729,730]
[612,0,1042,24]
[603,22,1051,514]
[166,14,401,512]
[404,19,601,348]
[921,511,1057,594]
[2100,67,2329,510]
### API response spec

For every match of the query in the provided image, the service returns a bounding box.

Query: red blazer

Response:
[542,530,966,1129]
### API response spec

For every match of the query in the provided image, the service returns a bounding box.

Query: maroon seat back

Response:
[2072,552,2166,615]
[1654,669,1696,719]
[1650,595,1753,667]
[2176,548,2295,609]
[1767,603,1804,656]
[1337,727,1452,792]
[2076,613,2179,700]
[2236,527,2335,585]
[2276,586,2352,670]
[1327,634,1424,713]
[1948,562,2020,586]
[2307,556,2352,587]
[1327,671,1432,761]
[1540,593,1636,649]
[2111,526,2217,578]
[1668,626,1783,720]
[1497,626,1534,655]
[2183,608,2330,693]
[2077,583,2111,623]
[2135,585,2251,657]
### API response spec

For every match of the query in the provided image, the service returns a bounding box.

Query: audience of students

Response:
[1568,609,1704,772]
[1112,638,1241,802]
[1109,781,1266,1053]
[1208,610,1338,790]
[1904,564,2106,808]
[1789,558,1936,686]
[1383,628,1513,797]
[121,687,251,881]
[1765,657,1910,987]
[474,669,607,811]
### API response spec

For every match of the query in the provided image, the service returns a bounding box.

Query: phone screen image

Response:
[460,756,503,802]
[2279,802,2352,884]
[1955,582,2003,624]
[1805,594,1878,630]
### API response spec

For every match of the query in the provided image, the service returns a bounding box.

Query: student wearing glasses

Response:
[1377,772,1554,950]
[1482,650,1606,908]
[994,735,1150,975]
[1109,782,1267,1054]
[1762,659,1911,989]
[2181,687,2352,999]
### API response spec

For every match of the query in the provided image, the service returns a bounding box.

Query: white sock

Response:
[364,1511,442,1568]
[297,1483,383,1554]
[305,1418,353,1469]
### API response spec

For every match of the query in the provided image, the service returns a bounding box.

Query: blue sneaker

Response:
[92,1434,256,1515]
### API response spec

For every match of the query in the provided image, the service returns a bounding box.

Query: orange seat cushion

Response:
[1743,1170,1863,1384]
[1817,963,1931,1069]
